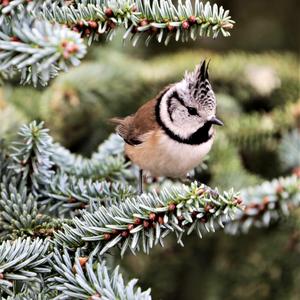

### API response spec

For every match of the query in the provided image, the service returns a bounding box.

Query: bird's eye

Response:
[187,107,198,116]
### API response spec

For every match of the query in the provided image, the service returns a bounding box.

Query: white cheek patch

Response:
[160,95,197,139]
[160,84,206,139]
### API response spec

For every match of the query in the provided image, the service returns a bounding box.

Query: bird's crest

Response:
[184,59,216,110]
[184,60,210,92]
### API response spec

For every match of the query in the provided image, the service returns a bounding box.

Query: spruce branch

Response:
[55,182,241,255]
[51,141,132,181]
[0,237,51,296]
[41,173,136,215]
[225,175,300,234]
[0,14,86,86]
[41,0,234,46]
[0,179,50,240]
[48,248,151,299]
[0,0,60,15]
[91,133,125,161]
[1,1,234,85]
[9,121,54,195]
[3,285,52,300]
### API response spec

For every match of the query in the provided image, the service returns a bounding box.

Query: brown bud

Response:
[128,224,135,231]
[68,197,76,203]
[0,273,4,279]
[167,24,175,31]
[103,233,111,240]
[191,211,198,218]
[197,187,206,196]
[107,20,116,29]
[78,20,84,27]
[182,20,190,30]
[134,218,142,225]
[276,185,284,194]
[131,5,137,12]
[10,36,20,42]
[66,42,79,53]
[105,7,114,17]
[143,220,150,228]
[88,20,98,29]
[149,212,156,221]
[111,229,119,235]
[177,215,184,221]
[263,196,270,205]
[204,204,213,213]
[72,26,80,32]
[233,197,243,205]
[139,19,149,27]
[80,203,87,209]
[121,231,129,238]
[78,257,88,267]
[168,203,176,211]
[84,28,91,36]
[292,167,300,178]
[188,16,197,25]
[2,0,10,7]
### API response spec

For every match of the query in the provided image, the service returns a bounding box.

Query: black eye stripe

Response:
[169,90,198,116]
[187,107,198,116]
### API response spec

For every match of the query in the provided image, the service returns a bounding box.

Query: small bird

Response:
[112,60,223,193]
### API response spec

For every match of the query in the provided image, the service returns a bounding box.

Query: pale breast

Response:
[125,129,214,178]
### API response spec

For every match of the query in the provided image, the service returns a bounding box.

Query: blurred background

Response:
[0,0,299,299]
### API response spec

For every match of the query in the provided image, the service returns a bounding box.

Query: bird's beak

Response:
[210,116,224,126]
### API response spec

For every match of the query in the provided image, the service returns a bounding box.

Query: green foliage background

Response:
[0,0,299,299]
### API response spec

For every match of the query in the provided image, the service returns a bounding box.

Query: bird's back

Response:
[112,89,169,145]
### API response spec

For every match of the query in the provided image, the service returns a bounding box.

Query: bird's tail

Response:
[109,117,124,125]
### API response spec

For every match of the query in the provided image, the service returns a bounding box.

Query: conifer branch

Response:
[41,0,234,46]
[1,122,300,298]
[0,14,86,86]
[0,0,58,15]
[0,1,234,85]
[225,175,300,234]
[9,121,54,195]
[55,182,241,255]
[0,180,50,240]
[0,237,51,296]
[42,173,136,215]
[52,143,132,181]
[48,248,151,299]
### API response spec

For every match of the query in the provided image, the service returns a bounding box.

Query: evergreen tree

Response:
[0,1,299,299]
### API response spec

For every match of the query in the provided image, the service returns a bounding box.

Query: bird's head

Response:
[158,60,223,140]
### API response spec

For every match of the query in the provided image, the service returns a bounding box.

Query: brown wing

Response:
[112,99,158,145]
[111,85,172,145]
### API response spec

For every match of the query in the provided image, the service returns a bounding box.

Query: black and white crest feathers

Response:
[184,60,216,112]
